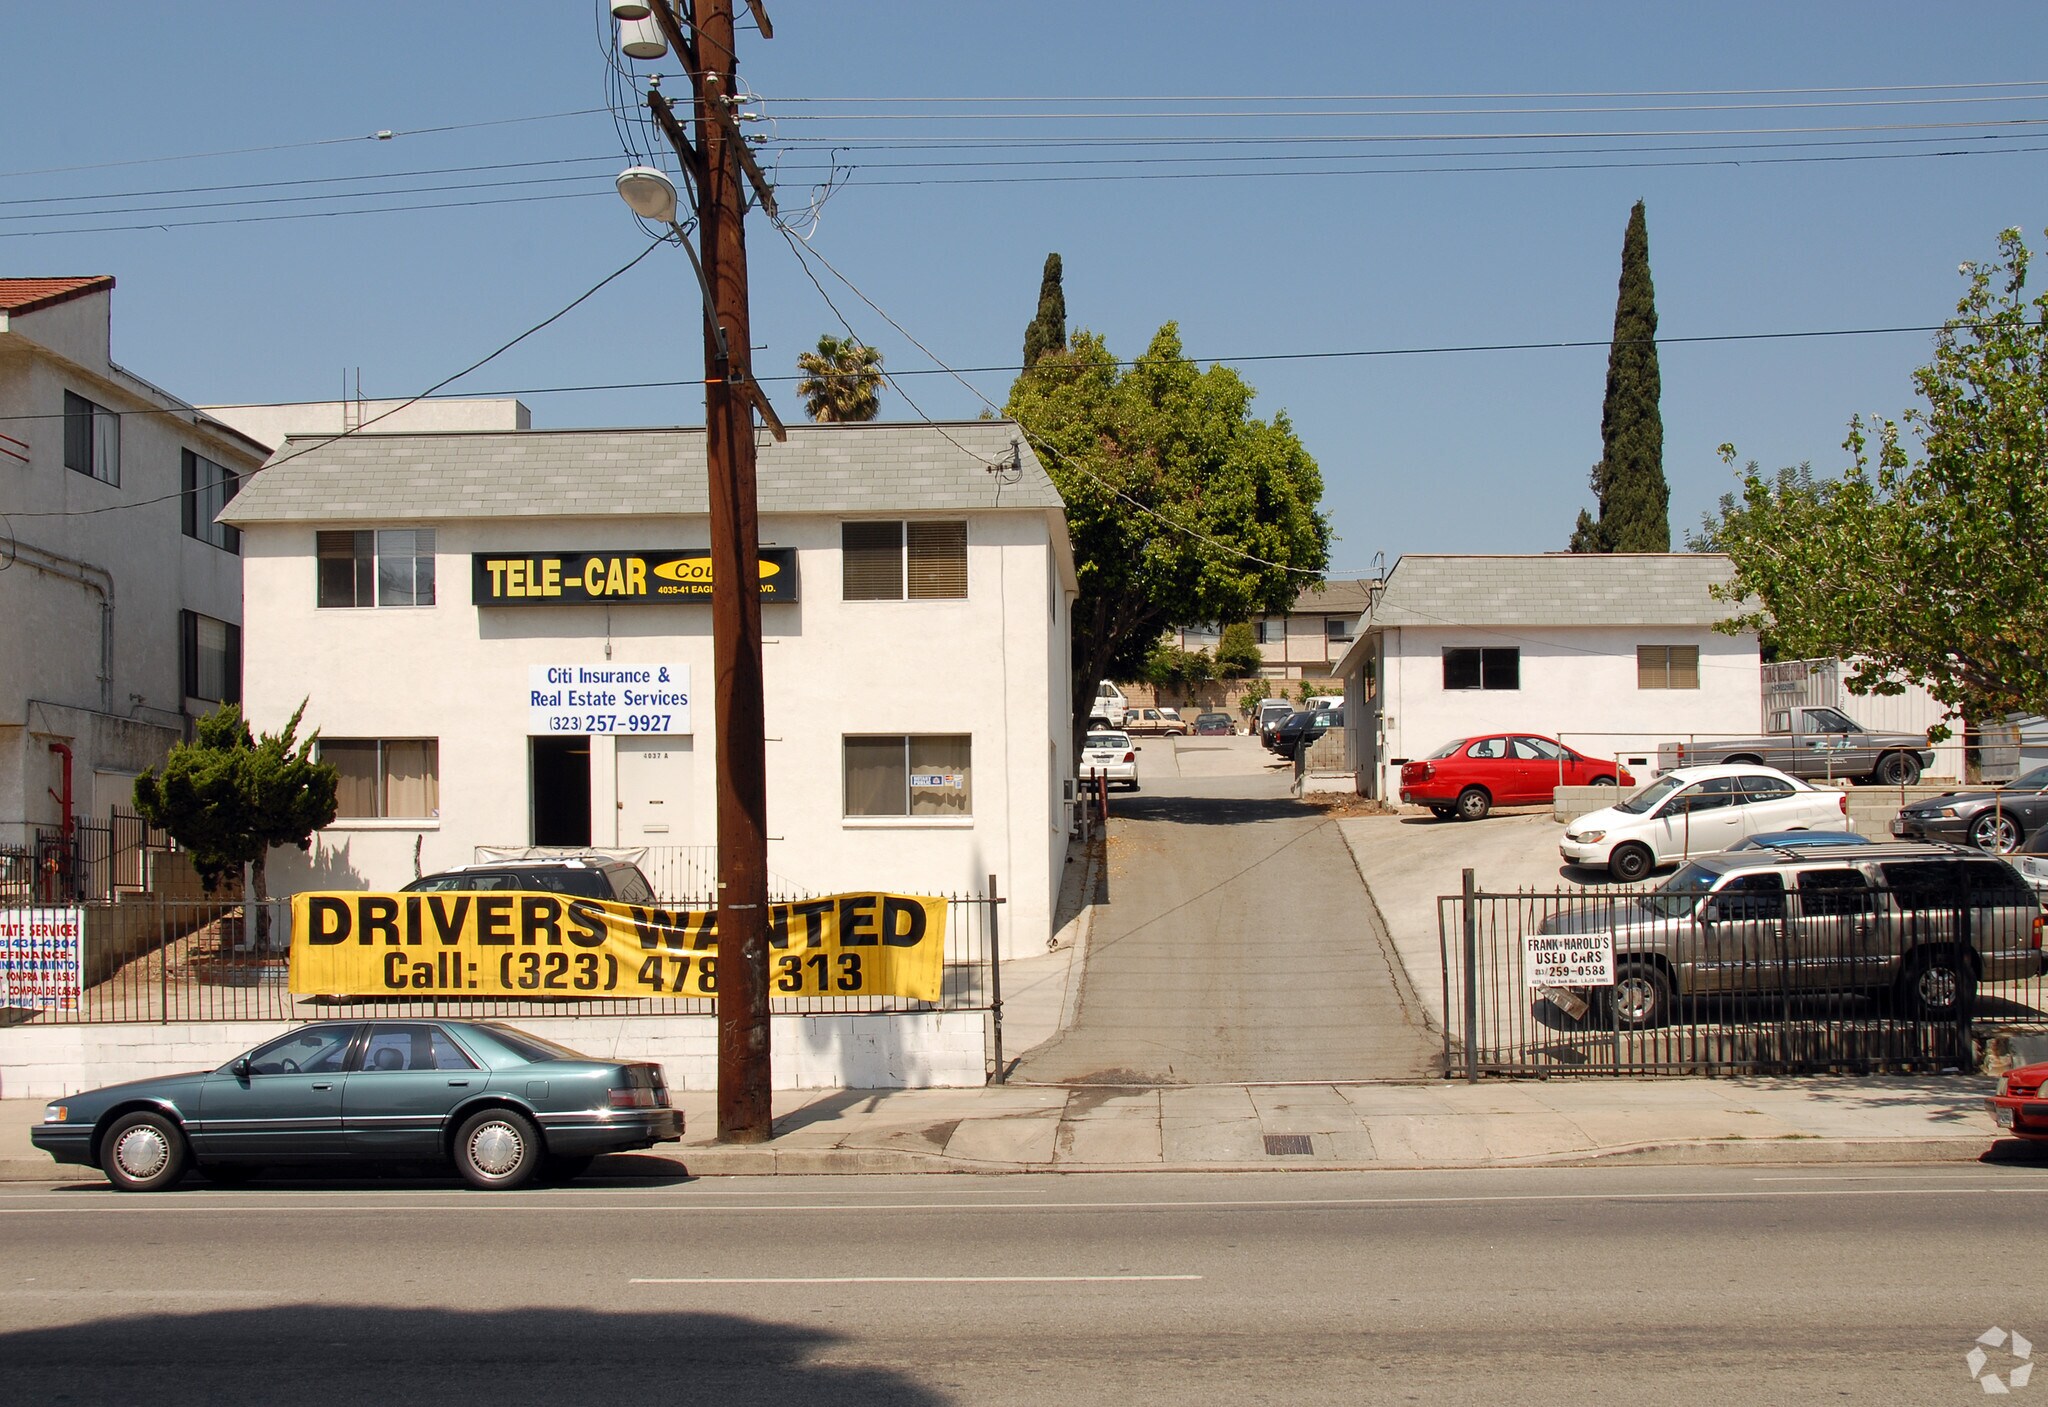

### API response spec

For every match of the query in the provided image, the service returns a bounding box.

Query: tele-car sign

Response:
[472,548,800,605]
[289,890,946,1001]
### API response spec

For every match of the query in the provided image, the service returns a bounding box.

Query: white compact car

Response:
[1079,730,1140,791]
[1559,764,1849,882]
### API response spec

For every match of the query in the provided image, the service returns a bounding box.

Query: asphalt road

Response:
[2,1162,2042,1405]
[1015,740,1440,1083]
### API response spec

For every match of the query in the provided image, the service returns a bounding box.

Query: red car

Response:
[1400,733,1634,821]
[1988,1062,2048,1141]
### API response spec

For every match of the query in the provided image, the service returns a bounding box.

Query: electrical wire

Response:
[0,238,668,522]
[764,80,2048,103]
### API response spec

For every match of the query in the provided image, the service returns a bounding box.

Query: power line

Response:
[760,93,2048,122]
[763,80,2048,103]
[0,238,667,523]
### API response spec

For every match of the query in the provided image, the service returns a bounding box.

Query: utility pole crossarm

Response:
[646,89,705,197]
[702,74,778,222]
[745,0,773,38]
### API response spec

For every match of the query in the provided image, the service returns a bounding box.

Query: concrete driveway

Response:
[1011,736,1441,1085]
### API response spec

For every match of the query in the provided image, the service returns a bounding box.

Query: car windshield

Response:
[1635,863,1722,918]
[2012,766,2048,792]
[1085,733,1127,749]
[1425,738,1468,760]
[1615,774,1687,815]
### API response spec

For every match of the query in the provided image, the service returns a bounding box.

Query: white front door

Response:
[615,738,692,844]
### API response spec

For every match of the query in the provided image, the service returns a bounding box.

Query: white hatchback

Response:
[1079,731,1140,791]
[1559,764,1849,882]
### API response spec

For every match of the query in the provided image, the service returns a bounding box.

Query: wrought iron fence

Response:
[1,812,170,905]
[1438,870,2048,1078]
[1,888,1005,1027]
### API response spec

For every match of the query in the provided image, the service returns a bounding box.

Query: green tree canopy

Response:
[1698,227,2048,724]
[1572,199,1670,552]
[1006,323,1330,736]
[132,702,337,904]
[1022,253,1067,368]
[795,334,884,422]
[1215,622,1262,679]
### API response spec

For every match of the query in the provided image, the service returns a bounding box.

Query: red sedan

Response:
[1400,733,1634,821]
[1987,1062,2048,1141]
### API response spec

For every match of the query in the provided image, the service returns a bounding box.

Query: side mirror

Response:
[232,1056,252,1079]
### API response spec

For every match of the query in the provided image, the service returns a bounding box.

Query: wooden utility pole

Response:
[642,0,773,1142]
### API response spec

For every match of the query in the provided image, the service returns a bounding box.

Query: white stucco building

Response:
[0,276,269,867]
[221,422,1079,948]
[1335,553,1763,798]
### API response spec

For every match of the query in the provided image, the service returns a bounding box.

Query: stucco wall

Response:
[1362,623,1761,798]
[242,509,1067,947]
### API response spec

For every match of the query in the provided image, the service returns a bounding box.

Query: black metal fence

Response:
[1438,871,2048,1077]
[0,812,171,905]
[1,889,1005,1027]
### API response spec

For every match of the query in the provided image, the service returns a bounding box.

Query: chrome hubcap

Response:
[1976,817,2018,852]
[468,1122,523,1177]
[1918,968,1958,1009]
[1616,979,1656,1023]
[114,1127,169,1180]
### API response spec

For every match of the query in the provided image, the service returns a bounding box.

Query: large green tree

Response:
[133,702,337,922]
[1571,200,1670,552]
[1006,323,1330,739]
[1021,253,1067,368]
[795,334,884,422]
[1698,227,2048,724]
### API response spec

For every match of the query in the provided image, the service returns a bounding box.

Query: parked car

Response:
[2014,826,2048,898]
[1254,698,1295,744]
[1987,1060,2048,1142]
[1538,842,2045,1029]
[1401,733,1634,821]
[29,1019,681,1192]
[1559,764,1849,882]
[1890,766,2048,853]
[1268,707,1342,757]
[1079,730,1139,791]
[1725,830,1872,852]
[1193,712,1234,736]
[402,857,658,903]
[1125,707,1193,737]
[1660,705,1935,786]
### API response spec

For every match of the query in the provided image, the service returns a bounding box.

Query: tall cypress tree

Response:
[1022,253,1067,368]
[1570,201,1669,552]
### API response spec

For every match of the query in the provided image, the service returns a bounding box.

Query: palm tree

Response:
[795,335,885,422]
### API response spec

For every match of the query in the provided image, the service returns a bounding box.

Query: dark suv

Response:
[402,857,658,904]
[1538,841,2045,1029]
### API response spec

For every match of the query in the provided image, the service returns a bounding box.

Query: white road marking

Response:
[630,1274,1202,1285]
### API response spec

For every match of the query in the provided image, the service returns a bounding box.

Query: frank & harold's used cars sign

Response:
[472,548,799,606]
[289,891,945,1001]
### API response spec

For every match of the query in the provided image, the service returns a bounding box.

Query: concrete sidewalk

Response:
[2,1074,2024,1182]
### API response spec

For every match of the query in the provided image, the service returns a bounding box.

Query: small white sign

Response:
[1523,930,1615,989]
[0,906,83,1011]
[910,772,964,789]
[528,663,691,736]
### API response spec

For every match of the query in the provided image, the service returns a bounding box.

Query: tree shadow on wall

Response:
[0,1303,952,1407]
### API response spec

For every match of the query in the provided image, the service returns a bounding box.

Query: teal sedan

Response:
[31,1019,681,1192]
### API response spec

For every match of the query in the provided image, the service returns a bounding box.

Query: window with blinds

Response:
[317,529,435,608]
[843,735,972,818]
[322,739,440,819]
[1637,645,1700,689]
[841,520,967,600]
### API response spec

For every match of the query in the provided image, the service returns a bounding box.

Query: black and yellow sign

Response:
[471,548,800,606]
[288,890,944,1000]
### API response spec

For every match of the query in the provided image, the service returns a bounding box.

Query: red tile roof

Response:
[0,276,114,314]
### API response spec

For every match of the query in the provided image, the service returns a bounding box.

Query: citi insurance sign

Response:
[471,548,800,605]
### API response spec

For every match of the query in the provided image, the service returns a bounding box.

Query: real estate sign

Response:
[0,906,83,1011]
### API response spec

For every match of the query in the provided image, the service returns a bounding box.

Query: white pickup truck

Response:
[1658,705,1936,786]
[1089,680,1128,727]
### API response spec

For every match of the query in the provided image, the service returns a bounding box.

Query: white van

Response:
[1255,698,1295,740]
[1304,694,1343,712]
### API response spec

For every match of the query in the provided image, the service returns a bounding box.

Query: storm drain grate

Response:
[1263,1134,1315,1157]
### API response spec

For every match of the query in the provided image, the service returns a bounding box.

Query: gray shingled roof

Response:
[221,421,1063,524]
[1289,578,1375,614]
[1363,553,1741,630]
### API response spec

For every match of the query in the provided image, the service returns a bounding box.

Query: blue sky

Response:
[5,3,2044,573]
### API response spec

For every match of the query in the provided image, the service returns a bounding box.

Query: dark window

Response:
[843,734,972,817]
[1880,861,1977,911]
[1676,776,1742,813]
[842,521,904,600]
[1325,617,1351,643]
[178,610,241,704]
[317,529,433,608]
[1443,647,1518,691]
[362,1024,476,1072]
[1257,619,1281,645]
[1738,775,1796,803]
[1713,872,1787,921]
[906,520,967,599]
[1796,867,1876,917]
[323,739,439,819]
[181,450,241,552]
[1959,859,2033,901]
[242,1025,354,1076]
[63,391,119,484]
